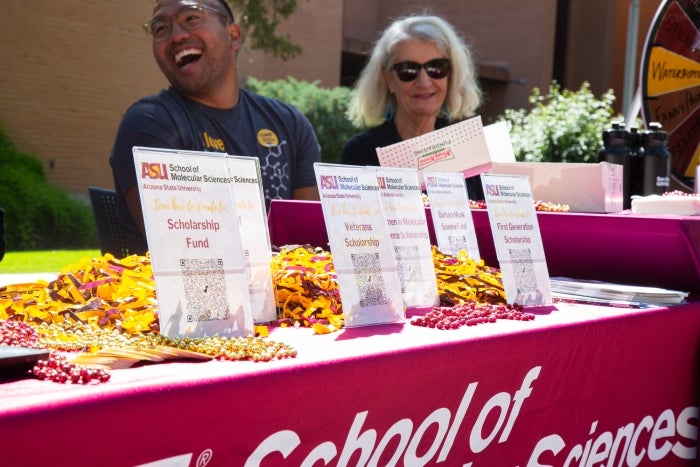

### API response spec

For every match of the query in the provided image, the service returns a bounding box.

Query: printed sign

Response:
[481,173,551,305]
[375,167,438,308]
[640,0,700,187]
[483,120,517,163]
[133,147,254,338]
[424,171,481,260]
[315,163,404,327]
[225,156,276,323]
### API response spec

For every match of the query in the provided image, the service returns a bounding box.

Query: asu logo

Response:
[257,129,280,147]
[141,162,169,180]
[376,176,387,189]
[425,176,437,188]
[320,175,339,189]
[486,184,500,196]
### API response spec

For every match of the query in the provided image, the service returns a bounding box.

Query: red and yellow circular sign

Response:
[641,0,700,190]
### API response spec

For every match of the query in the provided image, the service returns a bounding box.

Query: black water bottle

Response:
[628,126,644,198]
[640,122,671,196]
[598,121,632,209]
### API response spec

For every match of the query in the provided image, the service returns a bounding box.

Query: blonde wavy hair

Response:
[347,14,482,128]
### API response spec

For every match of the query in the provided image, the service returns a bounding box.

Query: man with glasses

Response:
[340,14,484,200]
[110,0,321,255]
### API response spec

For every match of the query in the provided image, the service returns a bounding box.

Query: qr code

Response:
[508,248,537,293]
[180,258,232,322]
[447,235,468,255]
[242,249,253,295]
[394,245,422,293]
[351,252,389,308]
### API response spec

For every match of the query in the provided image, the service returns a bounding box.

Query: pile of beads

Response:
[35,321,139,352]
[0,319,39,347]
[33,352,110,384]
[33,321,297,362]
[411,301,535,330]
[1,316,297,384]
[662,190,700,197]
[532,200,571,212]
[1,320,110,384]
[165,336,297,362]
[468,199,570,212]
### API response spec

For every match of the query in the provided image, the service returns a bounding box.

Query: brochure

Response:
[375,115,492,185]
[550,277,689,306]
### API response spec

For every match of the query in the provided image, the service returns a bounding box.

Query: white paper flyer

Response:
[375,116,491,185]
[375,167,438,308]
[480,173,552,305]
[424,171,481,260]
[483,120,517,163]
[315,163,405,327]
[133,147,254,338]
[225,156,276,323]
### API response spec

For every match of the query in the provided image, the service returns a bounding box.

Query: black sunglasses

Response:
[391,58,451,82]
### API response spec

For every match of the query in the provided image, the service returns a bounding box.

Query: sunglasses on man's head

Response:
[391,58,451,82]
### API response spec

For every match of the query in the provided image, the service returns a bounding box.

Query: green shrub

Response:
[245,76,355,163]
[0,126,98,251]
[500,81,617,163]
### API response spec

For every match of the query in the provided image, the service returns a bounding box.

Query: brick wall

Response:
[1,1,166,195]
[1,0,655,197]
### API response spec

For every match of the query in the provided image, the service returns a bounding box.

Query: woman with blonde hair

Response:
[341,13,483,197]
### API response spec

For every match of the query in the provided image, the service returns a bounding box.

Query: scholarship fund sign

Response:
[226,156,276,323]
[481,173,552,305]
[133,147,254,338]
[315,163,404,327]
[375,167,438,308]
[424,171,481,260]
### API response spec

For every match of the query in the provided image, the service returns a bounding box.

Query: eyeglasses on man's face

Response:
[143,2,230,42]
[391,58,451,82]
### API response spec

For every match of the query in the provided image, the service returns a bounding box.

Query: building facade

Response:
[0,0,665,195]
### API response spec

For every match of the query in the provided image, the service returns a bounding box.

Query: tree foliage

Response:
[246,76,355,163]
[228,0,303,60]
[0,126,98,250]
[500,81,617,163]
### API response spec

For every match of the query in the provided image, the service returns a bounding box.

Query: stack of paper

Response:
[550,277,689,306]
[631,194,700,216]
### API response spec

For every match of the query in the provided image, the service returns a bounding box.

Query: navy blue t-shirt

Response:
[109,87,321,253]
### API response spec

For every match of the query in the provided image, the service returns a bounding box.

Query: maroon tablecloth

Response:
[0,301,698,466]
[1,202,698,465]
[268,200,700,294]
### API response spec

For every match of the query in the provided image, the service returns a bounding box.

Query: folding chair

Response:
[88,186,133,258]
